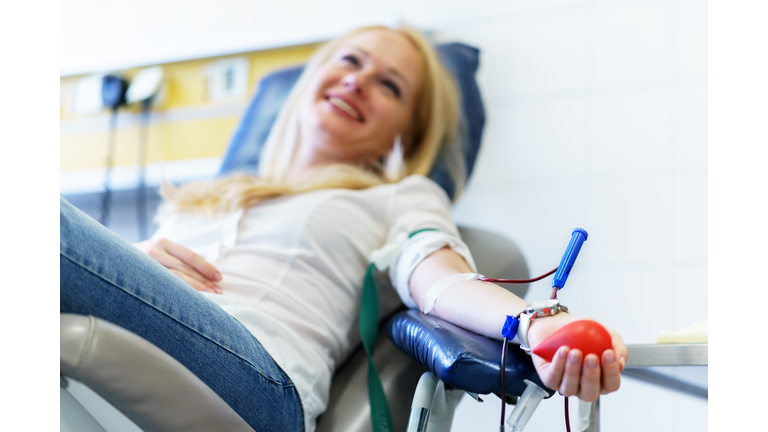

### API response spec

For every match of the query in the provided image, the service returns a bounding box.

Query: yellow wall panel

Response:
[247,44,319,87]
[155,116,239,161]
[61,116,239,171]
[157,59,212,108]
[61,43,319,173]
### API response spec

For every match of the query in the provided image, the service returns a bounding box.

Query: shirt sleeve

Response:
[386,175,477,309]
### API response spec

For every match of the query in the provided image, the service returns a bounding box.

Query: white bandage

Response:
[423,273,482,314]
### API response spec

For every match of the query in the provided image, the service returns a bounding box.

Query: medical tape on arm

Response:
[423,273,482,314]
[371,228,477,310]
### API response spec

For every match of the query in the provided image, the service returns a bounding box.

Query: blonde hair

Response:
[162,25,465,217]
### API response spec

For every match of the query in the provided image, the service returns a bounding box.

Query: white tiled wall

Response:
[430,0,707,430]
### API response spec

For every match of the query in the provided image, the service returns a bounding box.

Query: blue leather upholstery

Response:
[387,310,554,399]
[218,43,485,201]
[219,66,304,178]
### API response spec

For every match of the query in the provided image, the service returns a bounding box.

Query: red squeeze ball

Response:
[532,320,612,362]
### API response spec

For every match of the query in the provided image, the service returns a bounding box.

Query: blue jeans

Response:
[60,197,304,431]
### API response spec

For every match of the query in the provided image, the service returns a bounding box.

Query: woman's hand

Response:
[527,313,627,401]
[134,238,223,294]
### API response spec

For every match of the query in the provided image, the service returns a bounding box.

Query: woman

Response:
[61,25,627,432]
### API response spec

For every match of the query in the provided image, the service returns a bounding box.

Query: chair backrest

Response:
[218,43,485,201]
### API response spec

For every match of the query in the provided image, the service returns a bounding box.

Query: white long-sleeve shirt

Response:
[151,174,476,432]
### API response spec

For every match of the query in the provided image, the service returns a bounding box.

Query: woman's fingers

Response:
[535,348,622,400]
[600,350,622,394]
[538,346,568,390]
[169,269,220,294]
[559,349,582,396]
[604,326,628,371]
[165,255,221,293]
[578,354,602,401]
[161,239,222,283]
[615,336,628,372]
[145,245,214,286]
[145,243,191,272]
[135,238,222,293]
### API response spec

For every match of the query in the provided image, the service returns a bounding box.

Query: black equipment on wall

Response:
[136,98,152,241]
[126,66,164,241]
[99,75,129,227]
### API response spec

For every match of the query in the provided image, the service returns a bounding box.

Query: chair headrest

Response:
[219,43,485,201]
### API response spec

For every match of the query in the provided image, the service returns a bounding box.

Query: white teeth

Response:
[328,97,361,120]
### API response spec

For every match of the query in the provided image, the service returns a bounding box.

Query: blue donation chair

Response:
[60,42,554,432]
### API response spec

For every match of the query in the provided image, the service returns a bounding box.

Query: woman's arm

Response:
[408,247,626,401]
[408,247,527,336]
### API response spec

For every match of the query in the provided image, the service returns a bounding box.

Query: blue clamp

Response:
[501,315,519,339]
[552,228,588,291]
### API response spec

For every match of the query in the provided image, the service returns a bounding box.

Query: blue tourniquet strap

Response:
[359,228,439,432]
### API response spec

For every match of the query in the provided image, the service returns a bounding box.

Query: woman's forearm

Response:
[408,247,530,339]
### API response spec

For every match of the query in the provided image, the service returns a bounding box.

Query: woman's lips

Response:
[326,95,364,122]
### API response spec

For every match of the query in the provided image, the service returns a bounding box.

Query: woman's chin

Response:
[315,118,365,144]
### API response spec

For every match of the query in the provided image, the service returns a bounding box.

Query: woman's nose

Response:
[342,73,365,96]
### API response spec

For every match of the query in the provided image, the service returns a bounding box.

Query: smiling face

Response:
[293,29,423,173]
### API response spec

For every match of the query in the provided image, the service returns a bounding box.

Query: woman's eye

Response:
[382,80,401,98]
[341,54,360,66]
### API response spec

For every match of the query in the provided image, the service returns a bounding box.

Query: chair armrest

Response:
[386,310,555,399]
[60,314,255,432]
